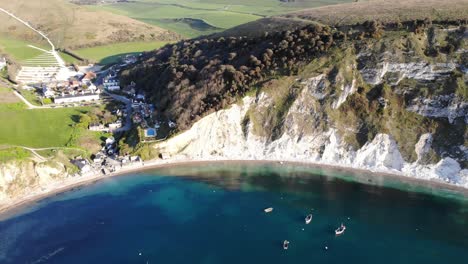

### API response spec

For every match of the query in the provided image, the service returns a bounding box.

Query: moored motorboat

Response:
[283,240,289,250]
[305,214,312,224]
[264,207,273,213]
[335,223,346,235]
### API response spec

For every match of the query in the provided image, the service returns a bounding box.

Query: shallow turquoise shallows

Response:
[0,163,467,264]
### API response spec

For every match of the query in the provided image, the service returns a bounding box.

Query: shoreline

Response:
[1,158,467,218]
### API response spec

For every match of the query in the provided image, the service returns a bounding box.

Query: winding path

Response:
[0,7,65,67]
[1,145,88,162]
[12,90,49,109]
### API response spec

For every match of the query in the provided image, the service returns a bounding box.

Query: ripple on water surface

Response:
[0,163,467,264]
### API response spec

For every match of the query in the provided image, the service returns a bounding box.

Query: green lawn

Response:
[89,0,352,38]
[0,99,92,148]
[0,36,45,61]
[74,41,170,64]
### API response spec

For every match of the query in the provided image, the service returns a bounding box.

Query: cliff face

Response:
[154,25,467,187]
[0,161,69,206]
[155,96,467,187]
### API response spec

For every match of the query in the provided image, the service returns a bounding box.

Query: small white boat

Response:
[283,240,289,250]
[264,207,273,213]
[335,223,346,235]
[305,214,312,224]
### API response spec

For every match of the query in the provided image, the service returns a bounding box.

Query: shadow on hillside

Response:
[98,52,141,65]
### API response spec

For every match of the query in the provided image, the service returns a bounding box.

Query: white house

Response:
[103,79,120,91]
[105,137,116,145]
[42,86,55,98]
[0,57,6,70]
[88,83,99,93]
[54,93,100,104]
[108,120,122,131]
[89,123,107,132]
[71,159,92,174]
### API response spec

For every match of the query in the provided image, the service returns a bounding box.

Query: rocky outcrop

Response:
[360,62,458,85]
[407,95,468,124]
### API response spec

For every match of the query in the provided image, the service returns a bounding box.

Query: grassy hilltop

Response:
[220,0,468,37]
[0,0,180,49]
[85,0,353,38]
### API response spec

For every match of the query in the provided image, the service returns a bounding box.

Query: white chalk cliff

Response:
[156,93,467,188]
[156,55,468,188]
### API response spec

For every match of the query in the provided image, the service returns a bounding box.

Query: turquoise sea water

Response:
[0,163,467,263]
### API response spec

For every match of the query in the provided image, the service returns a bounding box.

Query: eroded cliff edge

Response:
[152,24,467,187]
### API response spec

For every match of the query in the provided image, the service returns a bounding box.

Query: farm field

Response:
[74,41,170,64]
[88,0,352,38]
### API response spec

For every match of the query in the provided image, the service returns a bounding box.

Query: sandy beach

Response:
[1,158,467,218]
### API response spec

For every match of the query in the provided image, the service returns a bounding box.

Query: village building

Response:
[54,92,100,104]
[70,80,81,88]
[168,120,177,128]
[103,79,120,91]
[82,71,97,84]
[108,120,123,131]
[0,57,6,70]
[89,123,107,132]
[71,159,92,174]
[42,86,55,98]
[105,137,116,146]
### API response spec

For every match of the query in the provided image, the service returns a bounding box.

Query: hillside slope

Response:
[120,1,467,185]
[219,0,468,38]
[283,0,468,26]
[0,0,180,49]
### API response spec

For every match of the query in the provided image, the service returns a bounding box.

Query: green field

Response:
[0,105,89,148]
[0,88,97,148]
[89,0,352,38]
[0,35,69,66]
[0,36,45,62]
[74,41,170,64]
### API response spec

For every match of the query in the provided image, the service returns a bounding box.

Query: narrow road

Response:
[12,90,49,109]
[0,7,65,67]
[104,92,133,132]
